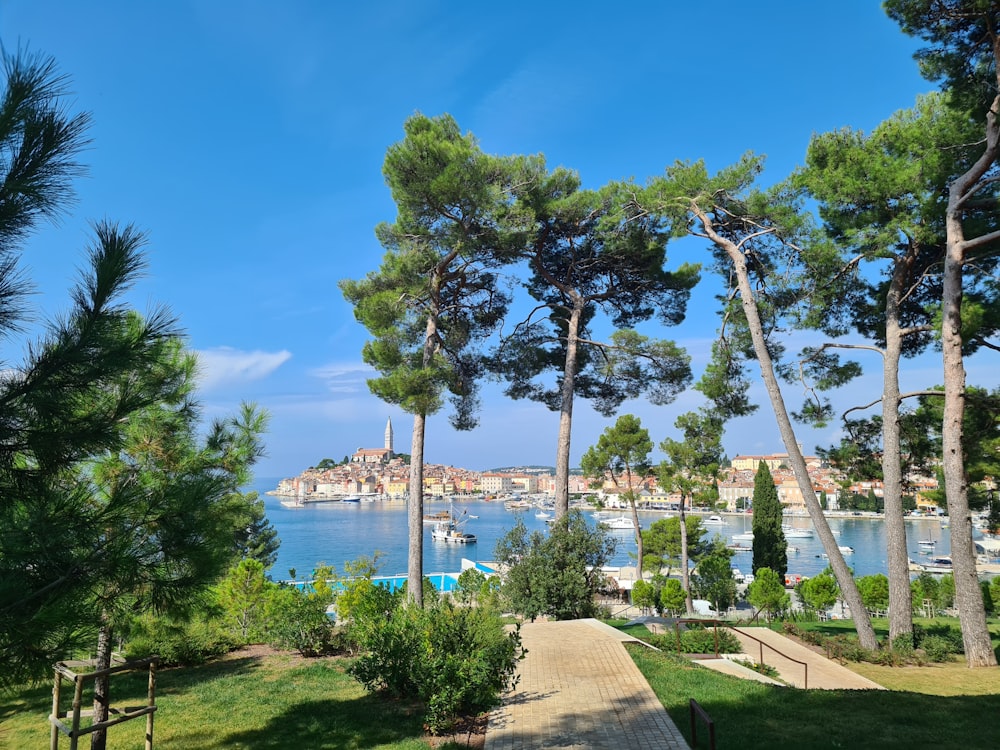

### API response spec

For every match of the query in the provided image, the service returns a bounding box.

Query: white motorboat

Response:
[703,515,726,526]
[782,524,814,538]
[838,545,854,554]
[731,532,754,542]
[599,515,637,531]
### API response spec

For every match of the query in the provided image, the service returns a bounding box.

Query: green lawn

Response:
[627,616,1000,750]
[0,649,436,750]
[629,645,1000,750]
[6,619,1000,749]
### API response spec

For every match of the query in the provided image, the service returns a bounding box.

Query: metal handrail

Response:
[673,618,809,689]
[689,699,716,749]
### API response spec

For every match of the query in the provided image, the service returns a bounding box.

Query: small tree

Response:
[641,516,710,578]
[217,558,270,642]
[751,462,787,579]
[692,540,738,614]
[581,414,652,581]
[857,574,891,613]
[494,512,616,621]
[798,567,840,612]
[746,567,789,621]
[660,579,688,616]
[630,579,658,613]
[659,410,724,613]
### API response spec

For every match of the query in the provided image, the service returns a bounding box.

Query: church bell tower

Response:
[384,417,393,457]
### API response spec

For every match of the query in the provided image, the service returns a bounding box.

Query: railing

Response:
[672,619,809,688]
[689,699,716,750]
[729,625,809,689]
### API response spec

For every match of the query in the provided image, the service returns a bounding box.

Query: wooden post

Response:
[69,676,84,750]
[50,672,62,750]
[145,661,156,750]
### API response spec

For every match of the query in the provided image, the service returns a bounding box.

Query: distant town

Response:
[270,419,943,514]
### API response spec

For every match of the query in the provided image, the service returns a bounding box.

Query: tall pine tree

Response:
[751,462,787,579]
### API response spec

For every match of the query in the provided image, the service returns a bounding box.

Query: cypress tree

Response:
[751,461,787,578]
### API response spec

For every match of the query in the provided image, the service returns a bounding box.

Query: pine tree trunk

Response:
[90,617,112,750]
[629,494,644,583]
[408,412,426,607]
[680,494,693,615]
[942,176,997,667]
[554,300,583,518]
[699,211,878,650]
[882,264,914,643]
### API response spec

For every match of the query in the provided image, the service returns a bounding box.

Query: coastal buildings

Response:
[273,422,941,508]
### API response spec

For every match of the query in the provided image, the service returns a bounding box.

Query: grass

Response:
[0,648,444,750]
[627,616,1000,750]
[6,617,1000,749]
[629,645,1000,750]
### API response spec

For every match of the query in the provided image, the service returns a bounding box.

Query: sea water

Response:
[254,477,954,581]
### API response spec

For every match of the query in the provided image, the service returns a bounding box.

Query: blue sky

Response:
[3,1,994,479]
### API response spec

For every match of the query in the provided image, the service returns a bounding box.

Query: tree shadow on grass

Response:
[217,694,427,749]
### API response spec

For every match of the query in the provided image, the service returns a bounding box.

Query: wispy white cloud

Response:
[308,361,376,394]
[195,347,292,391]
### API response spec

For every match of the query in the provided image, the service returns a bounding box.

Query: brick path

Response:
[484,619,689,750]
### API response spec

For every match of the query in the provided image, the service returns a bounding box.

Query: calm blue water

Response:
[254,477,956,581]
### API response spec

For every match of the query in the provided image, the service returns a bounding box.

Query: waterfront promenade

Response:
[484,619,689,750]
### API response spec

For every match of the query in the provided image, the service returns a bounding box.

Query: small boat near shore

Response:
[703,515,726,526]
[782,524,814,538]
[423,510,452,524]
[599,515,637,531]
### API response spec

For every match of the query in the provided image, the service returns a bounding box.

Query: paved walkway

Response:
[484,619,688,750]
[721,626,885,690]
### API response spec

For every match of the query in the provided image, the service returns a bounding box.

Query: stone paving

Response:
[725,626,885,690]
[484,619,689,750]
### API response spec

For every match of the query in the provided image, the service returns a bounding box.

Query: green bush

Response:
[891,633,915,657]
[823,634,868,664]
[914,623,964,656]
[920,634,955,662]
[264,586,339,656]
[647,626,741,654]
[124,610,234,666]
[349,590,524,734]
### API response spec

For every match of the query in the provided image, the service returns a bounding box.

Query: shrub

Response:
[823,634,867,663]
[920,634,955,663]
[914,623,964,655]
[891,633,915,657]
[349,589,524,734]
[124,610,234,666]
[264,586,339,656]
[646,625,741,655]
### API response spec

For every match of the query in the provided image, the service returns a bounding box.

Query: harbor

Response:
[256,478,1000,584]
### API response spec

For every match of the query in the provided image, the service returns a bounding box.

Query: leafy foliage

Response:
[494,512,616,621]
[641,516,710,575]
[746,567,789,620]
[692,540,738,613]
[348,588,523,734]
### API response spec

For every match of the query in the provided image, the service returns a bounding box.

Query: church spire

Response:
[384,417,393,456]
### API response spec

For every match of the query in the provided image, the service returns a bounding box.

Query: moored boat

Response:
[599,515,637,531]
[782,524,814,538]
[423,510,453,524]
